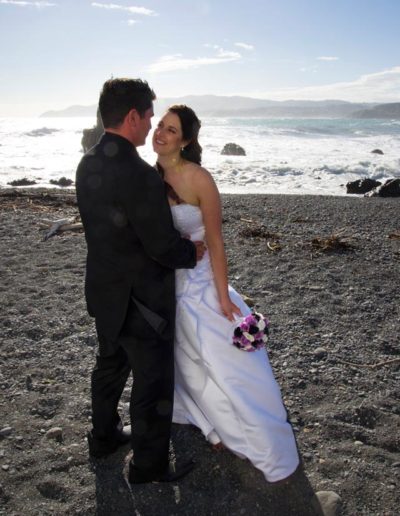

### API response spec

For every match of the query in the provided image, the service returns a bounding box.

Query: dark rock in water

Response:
[366,178,400,197]
[371,149,384,155]
[8,178,37,187]
[81,109,104,153]
[49,177,73,187]
[221,143,246,156]
[346,178,381,194]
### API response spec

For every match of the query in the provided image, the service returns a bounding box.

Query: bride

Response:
[152,105,299,483]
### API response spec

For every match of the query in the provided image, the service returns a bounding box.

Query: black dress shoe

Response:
[88,425,131,458]
[129,459,195,484]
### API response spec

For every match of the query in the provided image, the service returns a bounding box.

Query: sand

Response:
[0,188,399,515]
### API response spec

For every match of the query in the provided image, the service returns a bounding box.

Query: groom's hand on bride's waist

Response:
[193,240,206,261]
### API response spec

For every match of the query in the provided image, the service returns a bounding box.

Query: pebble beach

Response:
[0,188,399,515]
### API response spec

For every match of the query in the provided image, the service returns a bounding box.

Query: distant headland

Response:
[40,96,400,119]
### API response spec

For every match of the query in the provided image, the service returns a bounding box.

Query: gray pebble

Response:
[46,427,63,442]
[0,427,13,438]
[312,491,342,516]
[314,347,328,359]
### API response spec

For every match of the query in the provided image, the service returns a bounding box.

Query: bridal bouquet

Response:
[232,312,269,352]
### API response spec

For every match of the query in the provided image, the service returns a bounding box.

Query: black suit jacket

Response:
[76,132,196,354]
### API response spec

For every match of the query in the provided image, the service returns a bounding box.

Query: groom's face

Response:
[135,105,154,147]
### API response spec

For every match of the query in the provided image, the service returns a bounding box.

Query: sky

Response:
[1,0,400,116]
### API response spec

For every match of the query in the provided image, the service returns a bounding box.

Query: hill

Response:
[40,96,376,118]
[350,102,400,119]
[41,104,97,117]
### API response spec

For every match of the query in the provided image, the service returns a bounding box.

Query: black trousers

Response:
[91,300,174,475]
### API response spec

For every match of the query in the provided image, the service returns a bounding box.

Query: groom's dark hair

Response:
[99,78,156,128]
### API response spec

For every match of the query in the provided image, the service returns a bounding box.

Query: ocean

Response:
[0,116,399,195]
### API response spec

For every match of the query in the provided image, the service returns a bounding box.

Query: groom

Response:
[76,78,204,483]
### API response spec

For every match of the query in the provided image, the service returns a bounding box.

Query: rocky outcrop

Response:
[366,178,400,197]
[7,178,37,187]
[49,177,73,187]
[371,149,384,155]
[221,143,246,156]
[346,178,382,194]
[81,110,104,153]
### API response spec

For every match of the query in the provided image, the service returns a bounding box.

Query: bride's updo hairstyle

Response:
[168,105,202,165]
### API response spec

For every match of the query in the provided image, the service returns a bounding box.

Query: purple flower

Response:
[232,311,269,352]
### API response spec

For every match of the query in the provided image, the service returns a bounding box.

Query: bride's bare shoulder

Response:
[185,162,214,183]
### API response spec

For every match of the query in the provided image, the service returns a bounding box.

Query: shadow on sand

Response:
[92,424,323,516]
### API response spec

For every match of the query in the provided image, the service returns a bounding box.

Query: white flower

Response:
[258,319,266,331]
[243,332,255,342]
[262,334,268,342]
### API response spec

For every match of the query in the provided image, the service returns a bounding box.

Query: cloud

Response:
[235,42,254,51]
[253,66,400,102]
[317,56,339,61]
[203,44,241,58]
[91,2,156,16]
[0,0,55,6]
[145,49,241,74]
[216,48,241,59]
[300,66,317,73]
[126,19,138,25]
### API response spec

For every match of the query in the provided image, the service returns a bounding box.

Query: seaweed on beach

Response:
[239,222,282,251]
[310,233,355,253]
[291,216,312,223]
[0,189,77,212]
[239,222,280,240]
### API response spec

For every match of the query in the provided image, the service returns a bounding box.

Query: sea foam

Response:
[0,116,399,195]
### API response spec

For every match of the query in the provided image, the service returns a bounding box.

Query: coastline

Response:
[0,188,399,515]
[1,114,399,197]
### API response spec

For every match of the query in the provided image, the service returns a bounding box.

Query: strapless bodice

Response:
[171,203,205,241]
[170,204,212,290]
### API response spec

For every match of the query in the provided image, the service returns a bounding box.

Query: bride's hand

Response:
[220,298,242,321]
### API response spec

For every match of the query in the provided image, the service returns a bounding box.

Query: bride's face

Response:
[152,111,187,156]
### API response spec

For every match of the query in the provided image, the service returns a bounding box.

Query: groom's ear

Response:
[127,108,139,127]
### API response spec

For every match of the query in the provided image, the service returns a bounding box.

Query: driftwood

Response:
[335,357,400,370]
[267,241,282,252]
[39,217,83,241]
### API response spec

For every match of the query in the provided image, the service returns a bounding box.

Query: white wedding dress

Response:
[171,203,300,482]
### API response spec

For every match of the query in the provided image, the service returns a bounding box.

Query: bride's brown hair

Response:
[168,105,202,165]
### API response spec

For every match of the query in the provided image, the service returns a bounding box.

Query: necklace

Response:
[161,157,186,176]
